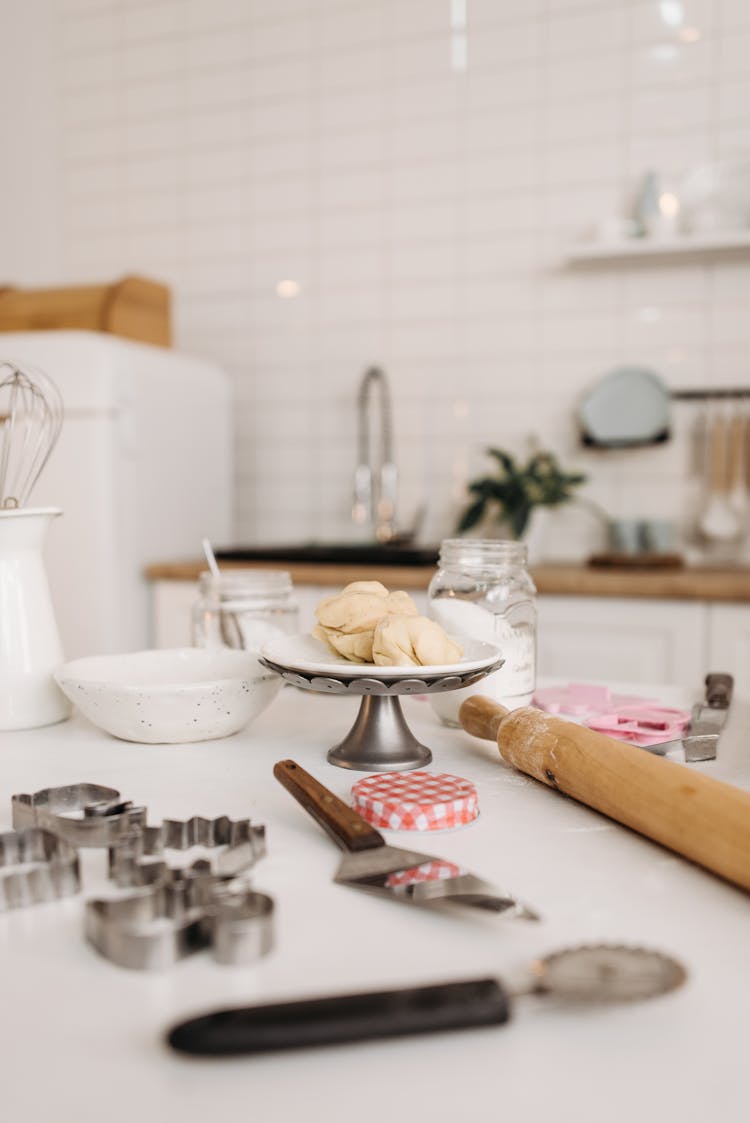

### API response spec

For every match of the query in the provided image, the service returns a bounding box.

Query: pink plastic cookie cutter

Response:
[533,683,690,747]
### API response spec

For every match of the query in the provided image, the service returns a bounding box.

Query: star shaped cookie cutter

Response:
[108,814,266,888]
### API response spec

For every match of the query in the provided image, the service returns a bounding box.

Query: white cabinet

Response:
[536,596,707,687]
[707,605,750,690]
[538,596,749,692]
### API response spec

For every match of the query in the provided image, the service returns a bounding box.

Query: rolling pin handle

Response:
[459,696,509,742]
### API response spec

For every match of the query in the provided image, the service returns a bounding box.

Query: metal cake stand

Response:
[259,650,504,773]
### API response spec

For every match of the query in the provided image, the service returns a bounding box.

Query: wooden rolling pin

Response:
[460,695,750,893]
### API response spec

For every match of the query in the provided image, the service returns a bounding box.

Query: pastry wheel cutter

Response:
[167,943,686,1056]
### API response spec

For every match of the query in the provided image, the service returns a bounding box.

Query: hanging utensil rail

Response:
[672,388,750,401]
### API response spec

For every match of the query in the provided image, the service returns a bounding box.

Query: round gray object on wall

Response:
[579,367,671,448]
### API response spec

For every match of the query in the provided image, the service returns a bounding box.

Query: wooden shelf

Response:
[0,276,171,346]
[567,229,750,265]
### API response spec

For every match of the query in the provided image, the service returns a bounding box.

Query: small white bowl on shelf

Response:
[55,647,282,744]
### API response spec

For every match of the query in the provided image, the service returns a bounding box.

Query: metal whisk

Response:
[0,360,64,509]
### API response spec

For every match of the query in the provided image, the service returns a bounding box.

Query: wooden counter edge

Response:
[143,559,435,590]
[143,559,750,602]
[531,563,750,602]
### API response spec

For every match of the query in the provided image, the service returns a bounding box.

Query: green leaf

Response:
[456,497,487,533]
[509,503,532,538]
[487,447,516,475]
[457,443,587,539]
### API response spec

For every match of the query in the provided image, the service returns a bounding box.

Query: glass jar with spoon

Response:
[192,568,299,651]
[193,541,299,650]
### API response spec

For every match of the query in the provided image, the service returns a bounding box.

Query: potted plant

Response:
[457,447,588,539]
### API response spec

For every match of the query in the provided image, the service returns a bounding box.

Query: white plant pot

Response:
[0,508,71,729]
[523,505,608,565]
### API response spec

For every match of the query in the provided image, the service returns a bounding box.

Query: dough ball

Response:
[386,590,420,616]
[317,587,393,634]
[313,583,419,662]
[372,615,463,668]
[312,624,375,663]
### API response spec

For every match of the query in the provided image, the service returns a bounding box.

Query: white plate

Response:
[261,633,502,679]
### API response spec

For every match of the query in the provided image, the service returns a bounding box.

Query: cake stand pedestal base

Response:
[259,642,504,773]
[327,695,432,772]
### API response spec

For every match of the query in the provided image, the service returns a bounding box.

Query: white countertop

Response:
[2,684,749,1123]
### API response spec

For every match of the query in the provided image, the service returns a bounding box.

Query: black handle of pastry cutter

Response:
[705,672,733,709]
[166,977,511,1056]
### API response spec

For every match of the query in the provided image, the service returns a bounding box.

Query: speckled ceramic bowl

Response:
[54,648,282,744]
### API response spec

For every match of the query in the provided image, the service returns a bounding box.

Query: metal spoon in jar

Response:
[201,538,244,649]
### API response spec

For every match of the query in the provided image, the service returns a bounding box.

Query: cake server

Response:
[273,759,538,919]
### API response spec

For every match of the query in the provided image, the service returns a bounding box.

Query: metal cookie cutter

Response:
[85,866,274,970]
[9,783,273,967]
[12,783,146,847]
[108,814,266,888]
[0,827,80,910]
[97,812,271,969]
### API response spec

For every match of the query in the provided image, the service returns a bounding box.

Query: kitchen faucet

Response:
[352,366,398,542]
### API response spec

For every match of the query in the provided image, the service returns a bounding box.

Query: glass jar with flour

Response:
[427,539,536,726]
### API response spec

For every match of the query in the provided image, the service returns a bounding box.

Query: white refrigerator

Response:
[0,331,232,658]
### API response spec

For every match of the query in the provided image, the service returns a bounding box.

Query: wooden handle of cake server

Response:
[459,695,750,893]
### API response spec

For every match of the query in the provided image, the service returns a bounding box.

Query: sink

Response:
[215,543,440,567]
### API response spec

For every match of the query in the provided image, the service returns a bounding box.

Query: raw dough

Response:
[372,614,463,667]
[313,581,418,663]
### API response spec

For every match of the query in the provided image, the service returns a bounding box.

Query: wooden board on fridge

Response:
[0,276,171,347]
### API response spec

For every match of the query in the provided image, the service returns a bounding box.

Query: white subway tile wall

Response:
[56,0,750,553]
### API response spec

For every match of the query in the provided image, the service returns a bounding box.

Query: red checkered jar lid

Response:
[351,770,479,832]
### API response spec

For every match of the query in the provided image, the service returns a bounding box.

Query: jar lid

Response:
[438,538,527,570]
[385,859,463,888]
[351,770,479,831]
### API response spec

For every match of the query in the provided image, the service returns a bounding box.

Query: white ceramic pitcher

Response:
[0,507,71,729]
